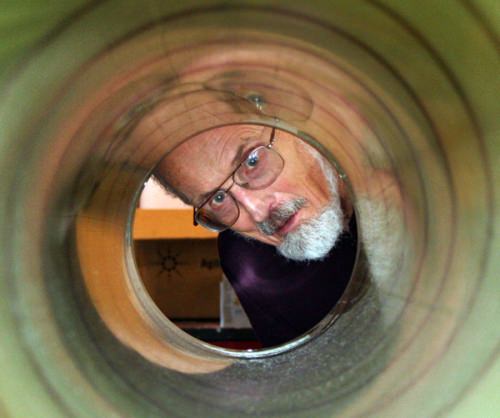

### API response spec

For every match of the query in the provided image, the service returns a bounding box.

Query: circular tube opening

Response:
[131,124,362,356]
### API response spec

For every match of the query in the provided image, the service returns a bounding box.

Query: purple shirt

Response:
[217,216,357,347]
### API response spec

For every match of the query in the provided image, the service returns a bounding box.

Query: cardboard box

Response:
[134,238,221,319]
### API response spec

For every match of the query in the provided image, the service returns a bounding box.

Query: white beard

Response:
[277,155,345,262]
[277,201,344,261]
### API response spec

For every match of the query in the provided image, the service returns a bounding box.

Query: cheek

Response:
[231,211,258,233]
[269,175,304,199]
[272,176,316,206]
[276,159,318,196]
[287,163,332,207]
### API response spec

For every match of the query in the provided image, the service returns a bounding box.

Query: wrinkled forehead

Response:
[158,124,268,204]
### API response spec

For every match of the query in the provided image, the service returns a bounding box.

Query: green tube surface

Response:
[0,1,498,417]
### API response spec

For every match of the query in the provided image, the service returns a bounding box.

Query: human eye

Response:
[244,150,260,168]
[209,190,228,208]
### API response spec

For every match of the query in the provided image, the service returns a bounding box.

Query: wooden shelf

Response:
[133,209,218,240]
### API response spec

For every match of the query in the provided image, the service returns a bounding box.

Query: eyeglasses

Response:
[193,127,284,232]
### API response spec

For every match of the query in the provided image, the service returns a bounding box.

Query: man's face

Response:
[157,124,345,260]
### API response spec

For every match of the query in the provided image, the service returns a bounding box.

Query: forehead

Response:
[160,124,267,202]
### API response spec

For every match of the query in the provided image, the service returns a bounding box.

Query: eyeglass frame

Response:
[193,126,282,230]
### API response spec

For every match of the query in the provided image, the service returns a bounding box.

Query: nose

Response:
[230,185,273,223]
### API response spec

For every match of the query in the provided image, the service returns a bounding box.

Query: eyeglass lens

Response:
[234,145,284,189]
[196,146,284,231]
[194,193,239,231]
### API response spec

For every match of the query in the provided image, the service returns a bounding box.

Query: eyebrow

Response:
[230,142,247,168]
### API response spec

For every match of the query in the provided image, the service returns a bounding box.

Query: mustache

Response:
[257,198,307,235]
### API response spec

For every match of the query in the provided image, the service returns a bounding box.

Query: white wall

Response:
[139,177,190,209]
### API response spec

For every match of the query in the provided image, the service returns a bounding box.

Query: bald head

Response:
[156,125,269,206]
[155,124,347,260]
